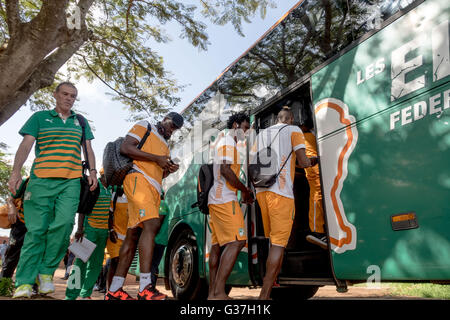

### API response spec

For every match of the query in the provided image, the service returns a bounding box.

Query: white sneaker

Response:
[12,284,32,299]
[37,274,55,294]
[306,234,328,250]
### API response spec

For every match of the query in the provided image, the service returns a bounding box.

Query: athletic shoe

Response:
[105,288,136,300]
[306,233,328,250]
[12,284,32,299]
[37,274,55,294]
[137,285,167,300]
[79,296,92,300]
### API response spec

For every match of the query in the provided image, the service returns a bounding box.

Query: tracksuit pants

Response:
[65,223,108,299]
[15,177,80,287]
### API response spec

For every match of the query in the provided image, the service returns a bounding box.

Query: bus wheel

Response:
[270,285,319,300]
[169,229,207,300]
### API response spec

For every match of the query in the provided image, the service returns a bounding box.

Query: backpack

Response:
[102,122,151,186]
[248,124,292,188]
[76,114,100,215]
[191,164,214,215]
[0,204,11,229]
[0,178,30,229]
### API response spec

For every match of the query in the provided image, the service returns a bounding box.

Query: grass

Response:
[387,283,450,299]
[355,282,450,299]
[0,277,14,297]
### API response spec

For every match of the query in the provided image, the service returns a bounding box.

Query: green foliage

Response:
[0,0,275,121]
[0,143,27,204]
[0,142,12,204]
[0,277,14,297]
[388,283,450,299]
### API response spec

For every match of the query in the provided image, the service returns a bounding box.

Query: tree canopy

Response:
[0,0,275,125]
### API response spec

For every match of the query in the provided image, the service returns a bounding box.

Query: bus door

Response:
[311,0,450,282]
[248,88,334,287]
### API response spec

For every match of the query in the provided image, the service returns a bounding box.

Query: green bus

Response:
[138,0,450,300]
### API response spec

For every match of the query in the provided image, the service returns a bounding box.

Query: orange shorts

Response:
[123,172,161,229]
[106,238,123,259]
[208,201,247,247]
[256,191,295,247]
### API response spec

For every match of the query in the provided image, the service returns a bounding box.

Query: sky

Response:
[0,1,300,237]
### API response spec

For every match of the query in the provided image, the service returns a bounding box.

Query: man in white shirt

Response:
[251,107,317,300]
[207,112,254,300]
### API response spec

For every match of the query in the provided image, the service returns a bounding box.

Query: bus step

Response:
[278,277,336,286]
[281,250,331,277]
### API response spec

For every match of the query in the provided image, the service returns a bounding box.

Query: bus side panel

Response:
[311,0,450,281]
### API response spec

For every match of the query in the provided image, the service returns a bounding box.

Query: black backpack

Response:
[191,164,214,215]
[76,114,100,215]
[102,122,151,186]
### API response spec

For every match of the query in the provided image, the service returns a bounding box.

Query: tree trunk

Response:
[0,0,94,126]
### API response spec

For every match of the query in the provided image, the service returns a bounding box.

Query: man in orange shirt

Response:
[106,112,183,300]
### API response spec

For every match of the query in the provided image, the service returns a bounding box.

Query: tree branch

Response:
[0,33,88,125]
[126,0,135,33]
[80,55,146,109]
[91,37,155,78]
[5,0,21,37]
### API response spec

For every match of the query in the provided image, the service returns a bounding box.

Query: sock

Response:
[109,276,125,293]
[139,273,152,292]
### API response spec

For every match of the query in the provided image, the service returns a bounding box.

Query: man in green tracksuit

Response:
[7,82,98,298]
[65,169,112,300]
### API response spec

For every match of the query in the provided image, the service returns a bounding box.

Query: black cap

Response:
[166,112,184,129]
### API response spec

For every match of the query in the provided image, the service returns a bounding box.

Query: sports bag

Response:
[191,164,214,215]
[76,114,100,215]
[0,178,30,228]
[102,122,151,186]
[248,124,292,188]
[0,204,11,229]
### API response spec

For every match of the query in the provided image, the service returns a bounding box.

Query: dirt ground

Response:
[0,264,429,300]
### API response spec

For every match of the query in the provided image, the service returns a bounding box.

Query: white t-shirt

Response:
[208,133,242,205]
[250,123,306,199]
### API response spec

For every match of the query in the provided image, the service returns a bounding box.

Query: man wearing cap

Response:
[106,112,183,300]
[64,168,112,300]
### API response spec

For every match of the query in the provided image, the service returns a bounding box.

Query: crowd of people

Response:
[0,81,326,300]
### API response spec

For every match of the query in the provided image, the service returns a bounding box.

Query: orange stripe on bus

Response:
[315,101,353,248]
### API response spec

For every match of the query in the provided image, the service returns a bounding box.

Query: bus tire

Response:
[270,285,319,300]
[168,229,207,301]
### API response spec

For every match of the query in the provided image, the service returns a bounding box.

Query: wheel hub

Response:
[171,244,193,288]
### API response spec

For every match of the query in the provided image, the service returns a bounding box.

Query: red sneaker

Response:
[105,288,136,300]
[137,285,167,300]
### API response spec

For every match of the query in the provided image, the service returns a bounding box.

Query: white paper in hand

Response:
[68,237,97,263]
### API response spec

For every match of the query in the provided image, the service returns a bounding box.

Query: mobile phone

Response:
[171,157,181,165]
